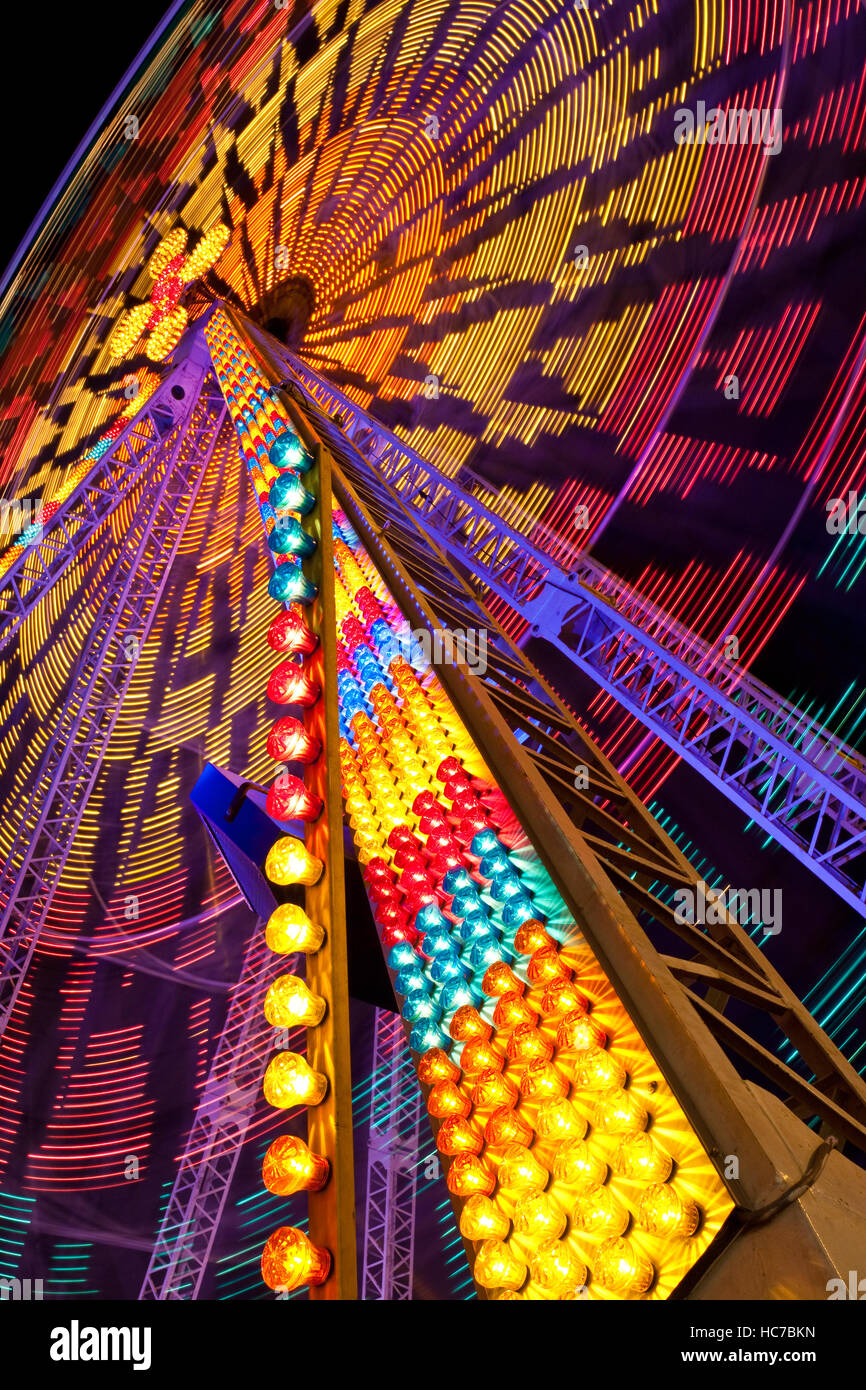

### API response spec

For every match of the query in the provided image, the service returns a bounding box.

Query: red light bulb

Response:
[267,660,321,706]
[266,716,321,764]
[267,607,318,655]
[266,774,323,823]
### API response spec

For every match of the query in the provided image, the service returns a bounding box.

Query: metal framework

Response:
[0,354,215,652]
[361,1008,421,1301]
[259,342,866,1189]
[0,370,227,1039]
[139,928,277,1300]
[276,351,866,917]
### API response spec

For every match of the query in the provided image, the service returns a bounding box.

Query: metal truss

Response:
[0,355,221,653]
[140,930,277,1300]
[0,381,227,1040]
[273,348,866,918]
[266,362,866,1176]
[361,1008,421,1301]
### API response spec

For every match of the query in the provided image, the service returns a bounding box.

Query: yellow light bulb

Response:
[513,1190,567,1240]
[263,1051,328,1108]
[552,1139,608,1186]
[556,1010,607,1053]
[528,1238,587,1295]
[590,1087,648,1134]
[612,1132,673,1182]
[497,1143,549,1192]
[264,904,324,955]
[572,1182,630,1236]
[264,974,326,1027]
[459,1193,511,1241]
[265,835,324,886]
[519,1059,569,1101]
[636,1184,700,1237]
[574,1048,627,1091]
[594,1237,655,1295]
[535,1097,587,1142]
[474,1239,527,1292]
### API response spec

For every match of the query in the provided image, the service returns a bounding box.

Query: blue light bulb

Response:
[440,978,481,1015]
[269,471,315,515]
[270,432,312,473]
[479,849,513,879]
[443,866,474,895]
[490,871,526,903]
[430,953,465,984]
[415,903,448,933]
[268,564,318,604]
[387,943,418,971]
[402,994,443,1025]
[470,829,501,858]
[420,927,458,958]
[268,516,317,558]
[502,897,536,928]
[394,967,429,999]
[409,1021,449,1053]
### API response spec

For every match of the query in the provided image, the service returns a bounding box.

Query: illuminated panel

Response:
[330,508,734,1299]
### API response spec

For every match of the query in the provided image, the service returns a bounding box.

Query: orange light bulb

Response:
[262,1135,329,1194]
[459,1039,506,1075]
[473,1239,527,1292]
[572,1182,630,1235]
[263,1051,328,1108]
[436,1117,483,1157]
[636,1184,700,1237]
[528,1238,587,1294]
[427,1080,472,1119]
[497,1143,549,1192]
[417,1048,460,1084]
[481,962,524,997]
[513,920,554,954]
[471,1069,519,1111]
[612,1132,673,1182]
[265,835,324,886]
[594,1237,655,1295]
[264,974,326,1028]
[459,1193,510,1241]
[556,1010,607,1053]
[527,945,572,987]
[264,903,324,955]
[446,1153,496,1197]
[574,1048,627,1091]
[449,1006,493,1043]
[484,1107,534,1148]
[513,1190,567,1240]
[552,1138,608,1185]
[493,992,538,1030]
[540,980,588,1015]
[519,1059,570,1102]
[536,1097,587,1142]
[261,1226,331,1291]
[506,1024,555,1065]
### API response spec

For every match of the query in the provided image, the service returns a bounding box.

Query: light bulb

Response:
[268,563,318,605]
[436,1117,484,1156]
[574,1048,627,1091]
[540,980,588,1016]
[449,1006,493,1043]
[493,992,538,1030]
[497,1143,549,1192]
[267,773,323,823]
[528,1238,587,1295]
[446,1153,496,1197]
[265,904,324,954]
[265,835,323,886]
[612,1133,673,1182]
[269,471,315,514]
[484,1107,534,1148]
[267,659,321,706]
[636,1184,700,1237]
[262,1134,329,1194]
[267,716,321,764]
[267,607,318,655]
[474,1240,527,1293]
[264,974,326,1027]
[535,1097,587,1142]
[527,945,572,986]
[261,1226,330,1291]
[506,1024,554,1065]
[593,1237,655,1295]
[590,1088,649,1135]
[459,1193,510,1241]
[471,1069,519,1111]
[417,1048,460,1084]
[556,1010,607,1053]
[513,1190,567,1240]
[571,1182,630,1236]
[427,1080,471,1119]
[513,920,554,954]
[552,1139,607,1186]
[263,1051,328,1107]
[459,1039,506,1075]
[269,515,316,558]
[519,1060,570,1101]
[481,961,524,997]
